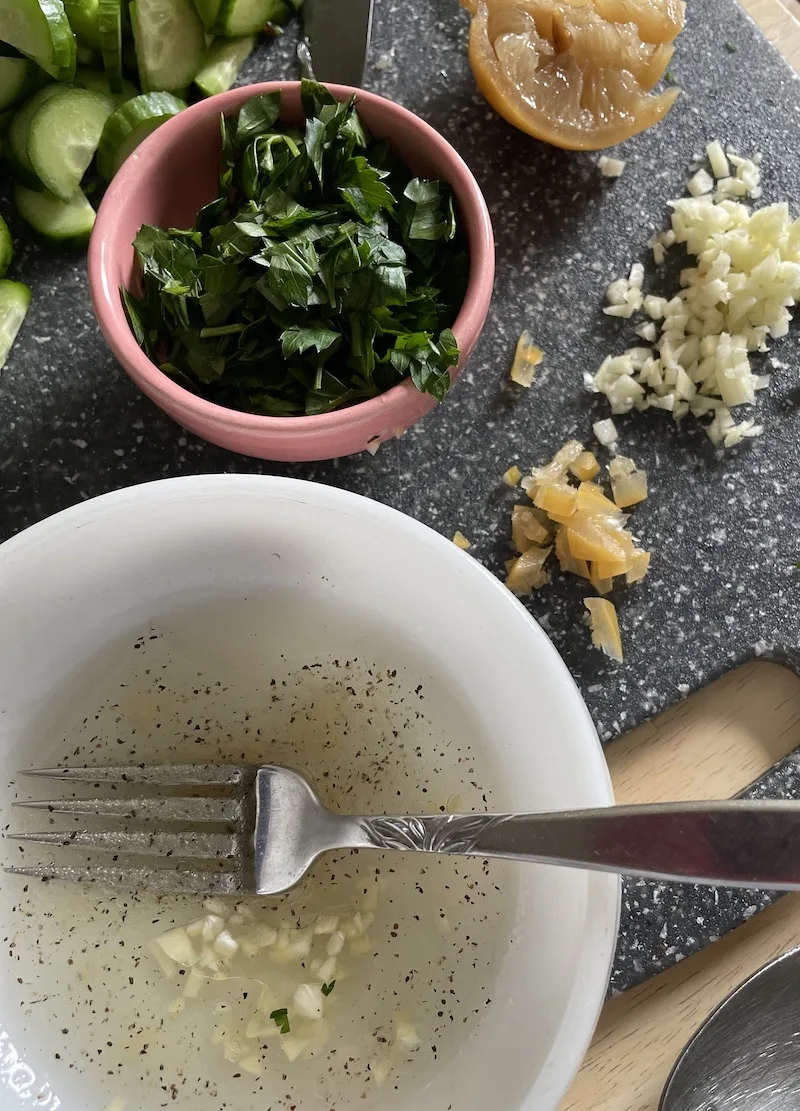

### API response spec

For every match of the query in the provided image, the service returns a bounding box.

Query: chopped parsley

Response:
[321,980,336,996]
[270,1007,290,1034]
[123,81,467,416]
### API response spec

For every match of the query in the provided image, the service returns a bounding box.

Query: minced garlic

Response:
[589,143,797,447]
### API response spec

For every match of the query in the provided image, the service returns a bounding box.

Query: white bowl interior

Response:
[0,476,617,1111]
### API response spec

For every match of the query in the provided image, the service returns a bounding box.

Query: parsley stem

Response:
[199,324,247,338]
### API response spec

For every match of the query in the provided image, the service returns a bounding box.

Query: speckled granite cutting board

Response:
[1,0,799,995]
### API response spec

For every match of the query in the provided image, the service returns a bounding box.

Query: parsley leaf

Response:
[270,1008,290,1034]
[321,981,336,996]
[124,83,467,417]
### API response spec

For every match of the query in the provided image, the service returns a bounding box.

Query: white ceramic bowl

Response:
[0,475,617,1111]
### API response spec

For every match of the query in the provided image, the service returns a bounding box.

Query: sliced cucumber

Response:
[97,90,185,179]
[193,34,254,97]
[7,83,64,186]
[0,57,35,111]
[191,0,220,30]
[0,278,31,370]
[64,0,103,50]
[74,66,138,103]
[131,0,205,94]
[14,182,95,248]
[0,0,76,80]
[212,0,287,35]
[76,43,102,66]
[28,86,115,201]
[98,0,124,93]
[0,215,12,277]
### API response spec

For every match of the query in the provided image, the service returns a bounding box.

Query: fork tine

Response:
[18,764,253,786]
[15,796,242,822]
[6,829,238,859]
[4,864,243,895]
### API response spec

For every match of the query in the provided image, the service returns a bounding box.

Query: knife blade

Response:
[302,0,375,88]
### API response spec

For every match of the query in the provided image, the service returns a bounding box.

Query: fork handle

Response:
[350,799,800,890]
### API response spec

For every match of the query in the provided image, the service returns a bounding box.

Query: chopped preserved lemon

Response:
[507,439,651,659]
[626,549,651,583]
[575,481,622,517]
[608,455,648,507]
[588,563,614,595]
[569,451,600,481]
[453,531,472,550]
[584,597,623,661]
[509,330,543,386]
[555,527,590,578]
[506,546,552,594]
[565,513,630,563]
[503,464,523,486]
[512,505,551,551]
[594,555,633,578]
[533,481,578,522]
[463,0,684,151]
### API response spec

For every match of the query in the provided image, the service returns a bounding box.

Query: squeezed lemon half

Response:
[463,0,686,150]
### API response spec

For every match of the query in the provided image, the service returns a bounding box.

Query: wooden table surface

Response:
[561,6,800,1107]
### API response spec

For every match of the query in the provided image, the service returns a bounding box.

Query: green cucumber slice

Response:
[0,57,35,111]
[0,215,12,277]
[7,83,64,184]
[64,0,103,50]
[27,86,115,201]
[0,0,76,80]
[0,278,31,370]
[193,34,254,96]
[14,182,95,247]
[97,90,185,179]
[190,0,220,30]
[98,0,124,93]
[131,0,205,94]
[74,66,138,103]
[212,0,287,35]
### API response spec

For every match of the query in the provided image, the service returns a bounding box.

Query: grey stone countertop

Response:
[1,0,800,995]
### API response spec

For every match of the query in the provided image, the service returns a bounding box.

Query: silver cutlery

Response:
[660,945,800,1110]
[6,763,800,897]
[302,0,374,87]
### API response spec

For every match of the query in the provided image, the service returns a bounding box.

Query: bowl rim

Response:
[0,474,619,1110]
[88,81,495,434]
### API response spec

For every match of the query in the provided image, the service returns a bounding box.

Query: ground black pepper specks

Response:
[1,603,515,1109]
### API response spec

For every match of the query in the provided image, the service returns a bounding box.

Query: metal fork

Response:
[7,763,800,896]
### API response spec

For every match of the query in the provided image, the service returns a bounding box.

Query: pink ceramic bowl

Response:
[88,82,495,462]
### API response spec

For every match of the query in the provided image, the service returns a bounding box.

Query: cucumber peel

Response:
[0,215,13,277]
[98,0,124,93]
[97,90,185,179]
[0,278,32,370]
[0,0,77,80]
[64,0,104,51]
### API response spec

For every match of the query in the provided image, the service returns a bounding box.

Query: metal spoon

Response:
[660,946,800,1111]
